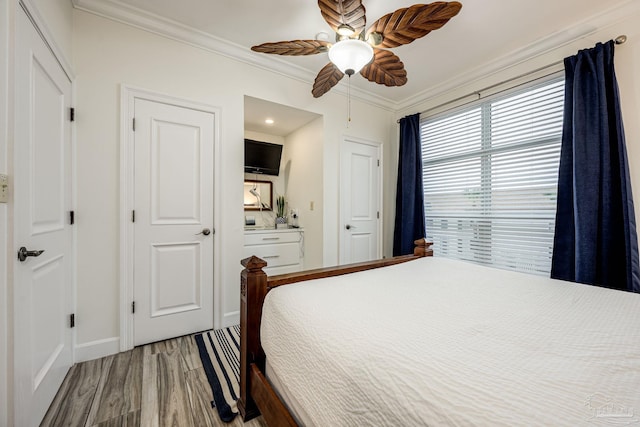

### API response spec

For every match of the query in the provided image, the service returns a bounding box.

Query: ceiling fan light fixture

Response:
[328,39,373,75]
[336,24,355,37]
[250,1,463,98]
[315,31,330,42]
[367,31,384,46]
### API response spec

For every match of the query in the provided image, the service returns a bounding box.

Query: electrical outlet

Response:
[0,174,7,203]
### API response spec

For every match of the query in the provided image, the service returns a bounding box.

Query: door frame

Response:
[339,135,383,263]
[119,86,221,351]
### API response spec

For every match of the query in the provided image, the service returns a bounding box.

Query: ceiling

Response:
[76,0,631,106]
[244,96,321,137]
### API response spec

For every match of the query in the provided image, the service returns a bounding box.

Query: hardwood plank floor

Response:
[86,348,143,425]
[41,334,267,427]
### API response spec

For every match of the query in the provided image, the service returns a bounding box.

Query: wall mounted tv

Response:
[244,139,283,176]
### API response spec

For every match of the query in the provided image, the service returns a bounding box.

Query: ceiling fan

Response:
[251,0,462,98]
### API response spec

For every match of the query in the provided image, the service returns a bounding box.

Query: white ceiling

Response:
[244,96,321,137]
[75,0,632,107]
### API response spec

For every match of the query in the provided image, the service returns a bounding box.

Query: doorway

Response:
[243,96,323,269]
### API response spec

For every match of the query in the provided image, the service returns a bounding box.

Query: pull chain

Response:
[347,74,352,127]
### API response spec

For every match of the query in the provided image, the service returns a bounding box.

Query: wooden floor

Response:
[41,334,266,427]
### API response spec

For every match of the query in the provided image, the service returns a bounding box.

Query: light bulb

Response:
[328,39,373,75]
[336,24,355,37]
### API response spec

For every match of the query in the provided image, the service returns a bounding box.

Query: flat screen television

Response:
[244,139,283,176]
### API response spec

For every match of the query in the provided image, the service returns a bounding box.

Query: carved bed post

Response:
[238,256,268,421]
[414,238,434,257]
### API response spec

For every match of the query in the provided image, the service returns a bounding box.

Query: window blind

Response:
[421,77,564,275]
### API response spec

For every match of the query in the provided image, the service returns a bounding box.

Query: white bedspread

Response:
[260,257,640,426]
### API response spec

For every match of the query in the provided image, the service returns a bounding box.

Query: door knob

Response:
[346,224,356,230]
[17,247,44,262]
[196,228,211,236]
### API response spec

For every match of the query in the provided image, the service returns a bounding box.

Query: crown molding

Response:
[395,0,640,114]
[72,0,638,115]
[71,0,396,111]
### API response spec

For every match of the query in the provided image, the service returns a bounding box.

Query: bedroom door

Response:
[133,98,215,346]
[339,137,382,264]
[14,7,74,426]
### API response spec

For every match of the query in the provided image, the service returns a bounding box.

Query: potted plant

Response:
[275,195,287,229]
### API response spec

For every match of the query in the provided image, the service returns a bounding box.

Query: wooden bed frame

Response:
[238,239,433,426]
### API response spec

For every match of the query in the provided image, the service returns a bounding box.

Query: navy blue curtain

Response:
[551,41,640,293]
[393,114,426,256]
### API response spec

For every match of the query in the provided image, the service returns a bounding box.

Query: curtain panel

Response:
[393,114,426,256]
[551,40,640,293]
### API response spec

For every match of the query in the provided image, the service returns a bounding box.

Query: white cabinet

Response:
[243,228,304,275]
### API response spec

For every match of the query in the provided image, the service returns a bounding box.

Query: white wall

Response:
[615,18,640,228]
[29,0,73,63]
[393,7,640,258]
[0,0,10,423]
[283,117,324,269]
[322,110,395,267]
[72,9,395,354]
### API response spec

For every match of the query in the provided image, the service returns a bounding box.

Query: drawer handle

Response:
[262,237,280,241]
[263,255,280,259]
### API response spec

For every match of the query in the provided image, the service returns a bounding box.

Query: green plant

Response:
[276,196,286,218]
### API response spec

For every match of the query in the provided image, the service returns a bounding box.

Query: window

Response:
[421,77,564,275]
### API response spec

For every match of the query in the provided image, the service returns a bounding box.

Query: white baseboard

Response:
[223,311,239,328]
[74,337,120,363]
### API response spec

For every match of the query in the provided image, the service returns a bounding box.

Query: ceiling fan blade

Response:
[318,0,366,36]
[251,40,331,56]
[365,1,462,48]
[312,62,345,98]
[360,49,407,87]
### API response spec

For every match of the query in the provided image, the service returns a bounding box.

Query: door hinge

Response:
[70,313,75,328]
[377,211,380,219]
[132,117,136,131]
[132,301,136,314]
[132,210,135,223]
[377,159,380,167]
[70,107,75,122]
[70,210,75,225]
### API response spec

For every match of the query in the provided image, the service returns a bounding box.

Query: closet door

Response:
[14,7,74,426]
[133,98,215,345]
[340,138,382,264]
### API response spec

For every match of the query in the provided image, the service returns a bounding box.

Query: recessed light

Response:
[265,119,274,125]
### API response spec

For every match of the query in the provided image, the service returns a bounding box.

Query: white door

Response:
[14,8,73,426]
[133,98,215,346]
[339,138,382,264]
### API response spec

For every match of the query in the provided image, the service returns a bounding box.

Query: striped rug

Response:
[194,325,240,422]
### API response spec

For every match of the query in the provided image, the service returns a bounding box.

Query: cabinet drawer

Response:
[243,242,300,268]
[265,264,302,275]
[244,231,301,246]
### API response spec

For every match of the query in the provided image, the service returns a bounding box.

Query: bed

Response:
[238,239,640,426]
